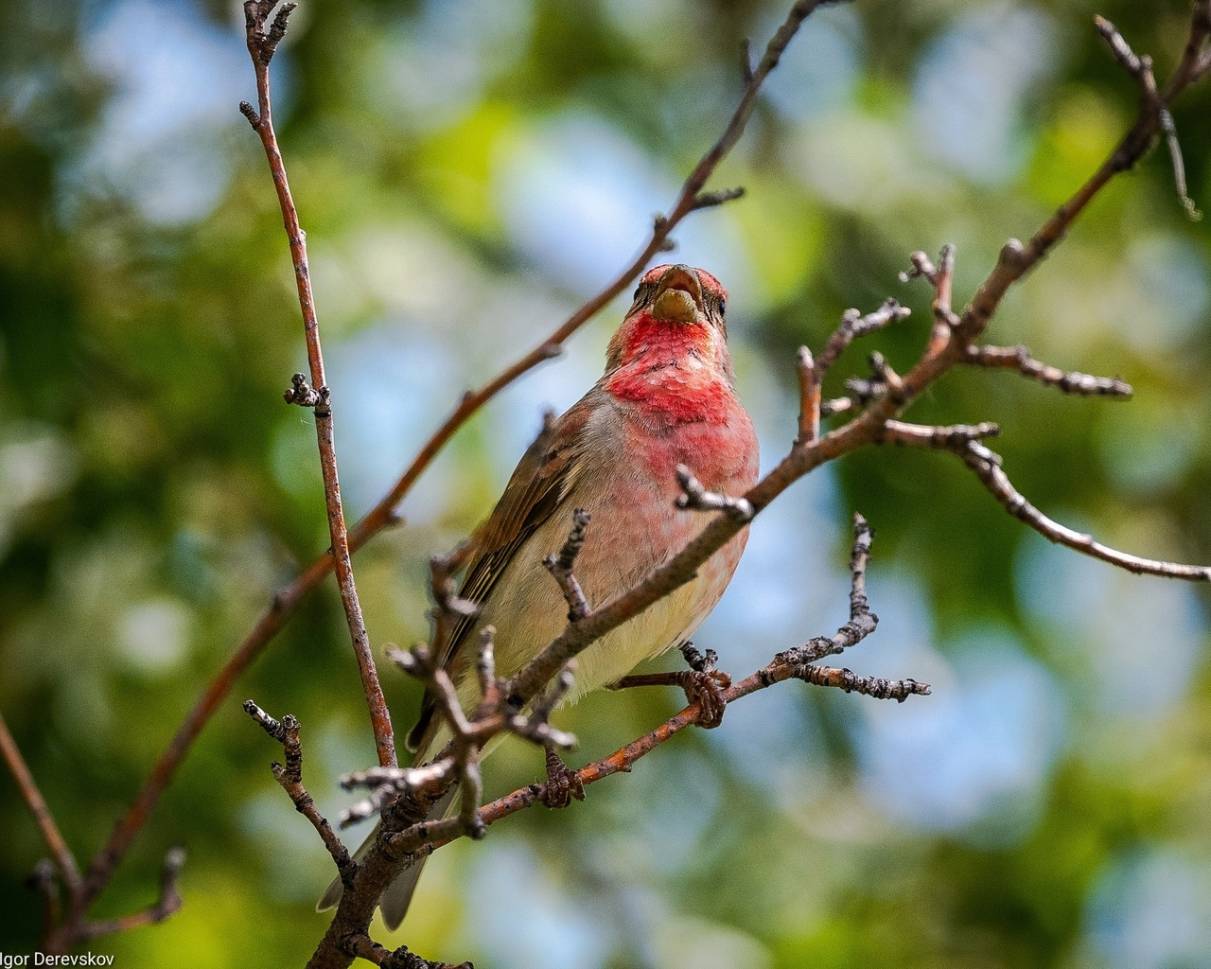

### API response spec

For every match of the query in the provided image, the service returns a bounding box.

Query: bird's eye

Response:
[633,285,642,300]
[718,299,726,316]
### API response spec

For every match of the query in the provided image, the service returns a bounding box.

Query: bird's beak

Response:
[651,265,703,322]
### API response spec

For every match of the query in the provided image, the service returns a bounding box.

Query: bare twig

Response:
[1095,14,1201,219]
[879,419,1002,449]
[343,934,472,969]
[75,847,186,943]
[675,465,754,521]
[0,712,81,896]
[813,299,912,377]
[796,346,821,444]
[957,442,1211,581]
[240,1,396,773]
[543,509,592,621]
[962,345,1133,397]
[409,513,924,851]
[27,860,60,944]
[778,513,878,665]
[243,701,355,881]
[798,666,930,701]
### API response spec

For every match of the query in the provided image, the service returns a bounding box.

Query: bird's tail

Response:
[317,787,456,930]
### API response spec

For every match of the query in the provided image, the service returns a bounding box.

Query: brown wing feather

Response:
[405,398,595,753]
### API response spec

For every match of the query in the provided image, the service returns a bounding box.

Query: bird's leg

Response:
[539,745,585,809]
[609,642,732,728]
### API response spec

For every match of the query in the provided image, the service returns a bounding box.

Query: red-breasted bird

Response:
[320,264,759,928]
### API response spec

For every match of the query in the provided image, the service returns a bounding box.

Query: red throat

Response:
[604,313,734,424]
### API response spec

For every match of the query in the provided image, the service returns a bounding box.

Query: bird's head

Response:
[605,264,731,373]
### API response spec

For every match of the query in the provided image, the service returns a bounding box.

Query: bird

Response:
[320,263,759,929]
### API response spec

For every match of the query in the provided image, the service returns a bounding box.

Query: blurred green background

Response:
[2,0,1210,966]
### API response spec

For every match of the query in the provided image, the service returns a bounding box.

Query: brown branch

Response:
[956,442,1211,581]
[407,513,925,853]
[543,509,592,621]
[675,465,754,521]
[957,2,1211,342]
[813,299,912,377]
[510,0,1211,701]
[798,666,929,701]
[243,701,355,881]
[1095,14,1201,219]
[878,419,1002,450]
[779,512,878,664]
[0,711,81,896]
[240,3,395,771]
[962,344,1133,397]
[75,847,186,943]
[796,346,822,444]
[27,860,61,945]
[343,935,472,969]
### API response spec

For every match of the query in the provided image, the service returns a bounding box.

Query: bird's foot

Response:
[677,643,731,728]
[539,746,585,809]
[609,644,732,727]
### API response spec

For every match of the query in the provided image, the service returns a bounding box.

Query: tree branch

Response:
[240,1,396,772]
[405,513,926,855]
[243,702,355,882]
[961,344,1133,397]
[0,711,81,897]
[956,442,1211,581]
[75,848,186,944]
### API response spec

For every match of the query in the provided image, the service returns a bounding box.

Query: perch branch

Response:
[401,513,926,855]
[302,6,1211,958]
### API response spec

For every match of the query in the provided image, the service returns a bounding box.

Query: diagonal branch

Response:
[1095,14,1201,219]
[243,702,355,882]
[956,442,1211,581]
[0,711,81,897]
[404,513,926,856]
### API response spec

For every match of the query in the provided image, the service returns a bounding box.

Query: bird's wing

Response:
[406,396,597,753]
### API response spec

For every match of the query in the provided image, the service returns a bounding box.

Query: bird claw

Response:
[678,643,731,728]
[539,746,584,809]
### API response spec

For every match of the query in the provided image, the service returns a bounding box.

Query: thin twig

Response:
[243,701,355,880]
[957,442,1211,581]
[798,666,930,702]
[962,344,1133,397]
[1095,14,1201,219]
[543,509,592,621]
[796,346,821,444]
[675,465,754,521]
[240,1,396,771]
[410,513,923,854]
[75,848,186,943]
[0,712,81,895]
